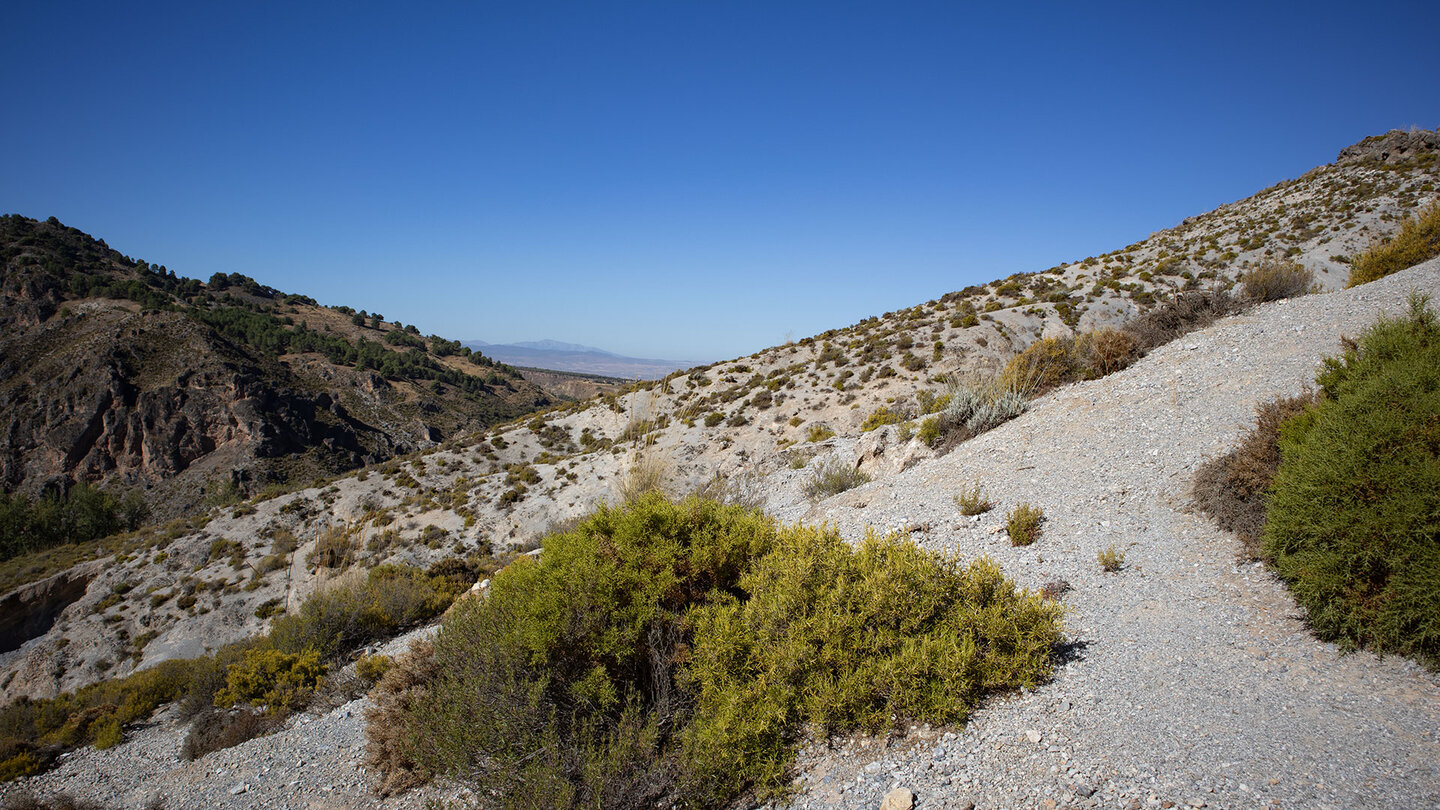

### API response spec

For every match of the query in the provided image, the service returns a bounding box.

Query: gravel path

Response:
[787,258,1440,810]
[4,261,1438,810]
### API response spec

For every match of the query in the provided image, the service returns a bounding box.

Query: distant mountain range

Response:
[464,339,695,380]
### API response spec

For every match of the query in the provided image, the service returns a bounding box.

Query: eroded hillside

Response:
[1,129,1436,709]
[0,216,552,526]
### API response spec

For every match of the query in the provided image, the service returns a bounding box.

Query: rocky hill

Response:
[0,129,1438,808]
[0,215,553,524]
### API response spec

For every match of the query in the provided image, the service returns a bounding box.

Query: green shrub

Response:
[1006,503,1044,546]
[917,416,942,446]
[1347,202,1440,287]
[372,495,1061,809]
[1263,294,1440,669]
[803,457,871,500]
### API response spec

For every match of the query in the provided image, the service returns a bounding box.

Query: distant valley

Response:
[464,338,696,380]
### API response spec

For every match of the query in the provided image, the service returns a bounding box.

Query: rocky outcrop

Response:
[0,304,376,515]
[1338,127,1440,164]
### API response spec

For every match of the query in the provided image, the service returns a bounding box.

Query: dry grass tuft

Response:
[619,451,670,503]
[953,482,993,516]
[1240,259,1315,302]
[1192,391,1320,560]
[364,640,438,797]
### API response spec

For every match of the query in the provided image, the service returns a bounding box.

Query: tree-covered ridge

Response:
[0,214,522,395]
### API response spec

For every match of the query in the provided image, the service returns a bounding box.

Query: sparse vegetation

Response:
[953,481,993,516]
[1123,288,1243,352]
[0,558,486,780]
[803,456,871,500]
[1098,544,1125,572]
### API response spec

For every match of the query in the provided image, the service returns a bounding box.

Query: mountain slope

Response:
[0,129,1438,807]
[0,216,553,521]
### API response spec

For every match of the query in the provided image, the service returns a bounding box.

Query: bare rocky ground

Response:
[6,257,1438,810]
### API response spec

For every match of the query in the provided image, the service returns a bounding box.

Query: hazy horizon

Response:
[4,1,1437,360]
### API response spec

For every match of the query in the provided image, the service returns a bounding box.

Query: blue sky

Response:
[4,2,1437,362]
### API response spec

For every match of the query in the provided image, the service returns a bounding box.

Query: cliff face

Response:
[0,216,550,518]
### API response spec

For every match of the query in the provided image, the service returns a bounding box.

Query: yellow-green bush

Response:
[1347,202,1440,287]
[860,406,905,432]
[1006,503,1044,546]
[1002,338,1079,395]
[374,495,1062,809]
[681,531,1061,803]
[266,560,475,660]
[214,648,326,712]
[806,424,835,442]
[953,481,993,516]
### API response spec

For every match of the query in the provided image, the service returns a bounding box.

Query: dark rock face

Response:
[1338,128,1440,164]
[0,563,99,653]
[0,304,367,508]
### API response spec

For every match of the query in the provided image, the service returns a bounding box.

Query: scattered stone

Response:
[879,787,914,810]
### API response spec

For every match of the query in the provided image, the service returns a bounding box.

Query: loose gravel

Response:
[784,258,1440,810]
[4,260,1438,810]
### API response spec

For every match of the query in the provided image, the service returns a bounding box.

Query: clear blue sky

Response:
[4,1,1437,362]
